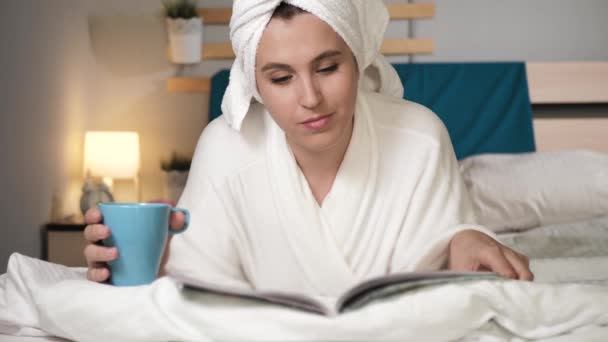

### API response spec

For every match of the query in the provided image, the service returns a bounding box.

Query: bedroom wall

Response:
[0,1,92,272]
[83,0,210,202]
[410,0,608,63]
[0,0,212,273]
[0,0,606,273]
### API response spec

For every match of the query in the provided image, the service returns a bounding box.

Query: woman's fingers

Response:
[84,224,111,243]
[84,207,102,225]
[84,244,118,266]
[477,245,518,279]
[83,208,113,283]
[86,263,110,282]
[503,248,534,281]
[169,211,186,232]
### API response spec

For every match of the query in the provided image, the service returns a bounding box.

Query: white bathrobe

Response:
[166,90,492,297]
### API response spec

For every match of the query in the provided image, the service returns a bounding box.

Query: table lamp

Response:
[81,132,140,213]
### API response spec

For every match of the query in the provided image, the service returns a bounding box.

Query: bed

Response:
[2,61,607,342]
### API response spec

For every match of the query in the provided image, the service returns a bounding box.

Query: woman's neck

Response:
[288,118,354,206]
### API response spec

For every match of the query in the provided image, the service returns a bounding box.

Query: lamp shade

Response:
[83,131,140,179]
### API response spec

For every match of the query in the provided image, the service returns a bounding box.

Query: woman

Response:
[84,0,532,296]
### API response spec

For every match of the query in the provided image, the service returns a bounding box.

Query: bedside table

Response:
[42,223,87,267]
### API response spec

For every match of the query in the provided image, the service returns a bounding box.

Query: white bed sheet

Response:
[0,336,67,342]
[1,215,607,342]
[499,214,608,285]
[4,326,608,342]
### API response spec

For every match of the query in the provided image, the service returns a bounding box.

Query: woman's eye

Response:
[271,75,292,84]
[318,64,338,73]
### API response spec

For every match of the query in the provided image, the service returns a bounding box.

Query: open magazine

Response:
[169,271,503,316]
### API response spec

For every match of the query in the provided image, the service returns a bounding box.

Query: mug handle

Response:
[169,208,190,234]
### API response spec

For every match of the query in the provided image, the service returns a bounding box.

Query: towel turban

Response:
[222,0,404,130]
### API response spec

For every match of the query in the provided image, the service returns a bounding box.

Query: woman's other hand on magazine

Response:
[448,229,534,281]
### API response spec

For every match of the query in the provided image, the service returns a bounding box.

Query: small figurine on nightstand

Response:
[80,173,114,216]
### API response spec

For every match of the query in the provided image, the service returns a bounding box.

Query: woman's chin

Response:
[293,132,346,154]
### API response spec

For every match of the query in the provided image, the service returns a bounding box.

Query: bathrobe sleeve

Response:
[390,120,495,272]
[164,135,251,289]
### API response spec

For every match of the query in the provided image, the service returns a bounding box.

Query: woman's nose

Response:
[298,75,322,109]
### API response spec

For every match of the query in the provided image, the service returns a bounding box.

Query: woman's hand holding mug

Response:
[83,204,188,284]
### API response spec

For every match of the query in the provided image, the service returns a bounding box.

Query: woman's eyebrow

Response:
[260,50,343,72]
[311,50,342,64]
[260,62,293,73]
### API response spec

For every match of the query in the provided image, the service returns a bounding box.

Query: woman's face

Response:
[255,13,359,154]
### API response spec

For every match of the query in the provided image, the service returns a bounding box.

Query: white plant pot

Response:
[166,17,203,64]
[162,170,189,204]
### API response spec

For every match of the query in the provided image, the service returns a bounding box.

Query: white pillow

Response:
[459,150,608,232]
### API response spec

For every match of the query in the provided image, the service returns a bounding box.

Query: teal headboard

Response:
[208,62,536,160]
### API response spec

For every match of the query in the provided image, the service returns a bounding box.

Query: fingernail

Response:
[95,268,105,280]
[99,229,109,239]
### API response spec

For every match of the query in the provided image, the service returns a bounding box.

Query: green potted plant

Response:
[163,0,202,64]
[161,151,192,203]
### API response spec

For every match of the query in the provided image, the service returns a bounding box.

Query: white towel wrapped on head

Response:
[222,0,404,131]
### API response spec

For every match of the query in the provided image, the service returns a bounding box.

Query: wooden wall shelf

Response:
[197,4,435,25]
[386,3,435,19]
[381,39,434,56]
[187,38,434,60]
[169,38,434,61]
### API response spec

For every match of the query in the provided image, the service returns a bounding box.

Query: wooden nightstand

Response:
[42,223,87,267]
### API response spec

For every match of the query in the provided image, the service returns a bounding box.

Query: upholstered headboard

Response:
[208,62,536,160]
[392,62,535,159]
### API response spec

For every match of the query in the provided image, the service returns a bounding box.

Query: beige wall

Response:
[0,0,220,271]
[0,0,91,272]
[81,1,215,203]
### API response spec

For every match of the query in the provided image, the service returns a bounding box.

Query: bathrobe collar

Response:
[265,90,379,296]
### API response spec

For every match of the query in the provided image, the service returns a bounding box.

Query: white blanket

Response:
[2,253,608,341]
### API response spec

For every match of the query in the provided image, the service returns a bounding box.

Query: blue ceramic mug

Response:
[98,202,189,286]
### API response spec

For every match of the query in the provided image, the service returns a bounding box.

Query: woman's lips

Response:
[301,113,333,130]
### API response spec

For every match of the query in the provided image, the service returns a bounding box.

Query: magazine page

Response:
[170,270,503,316]
[169,271,333,315]
[336,271,503,313]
